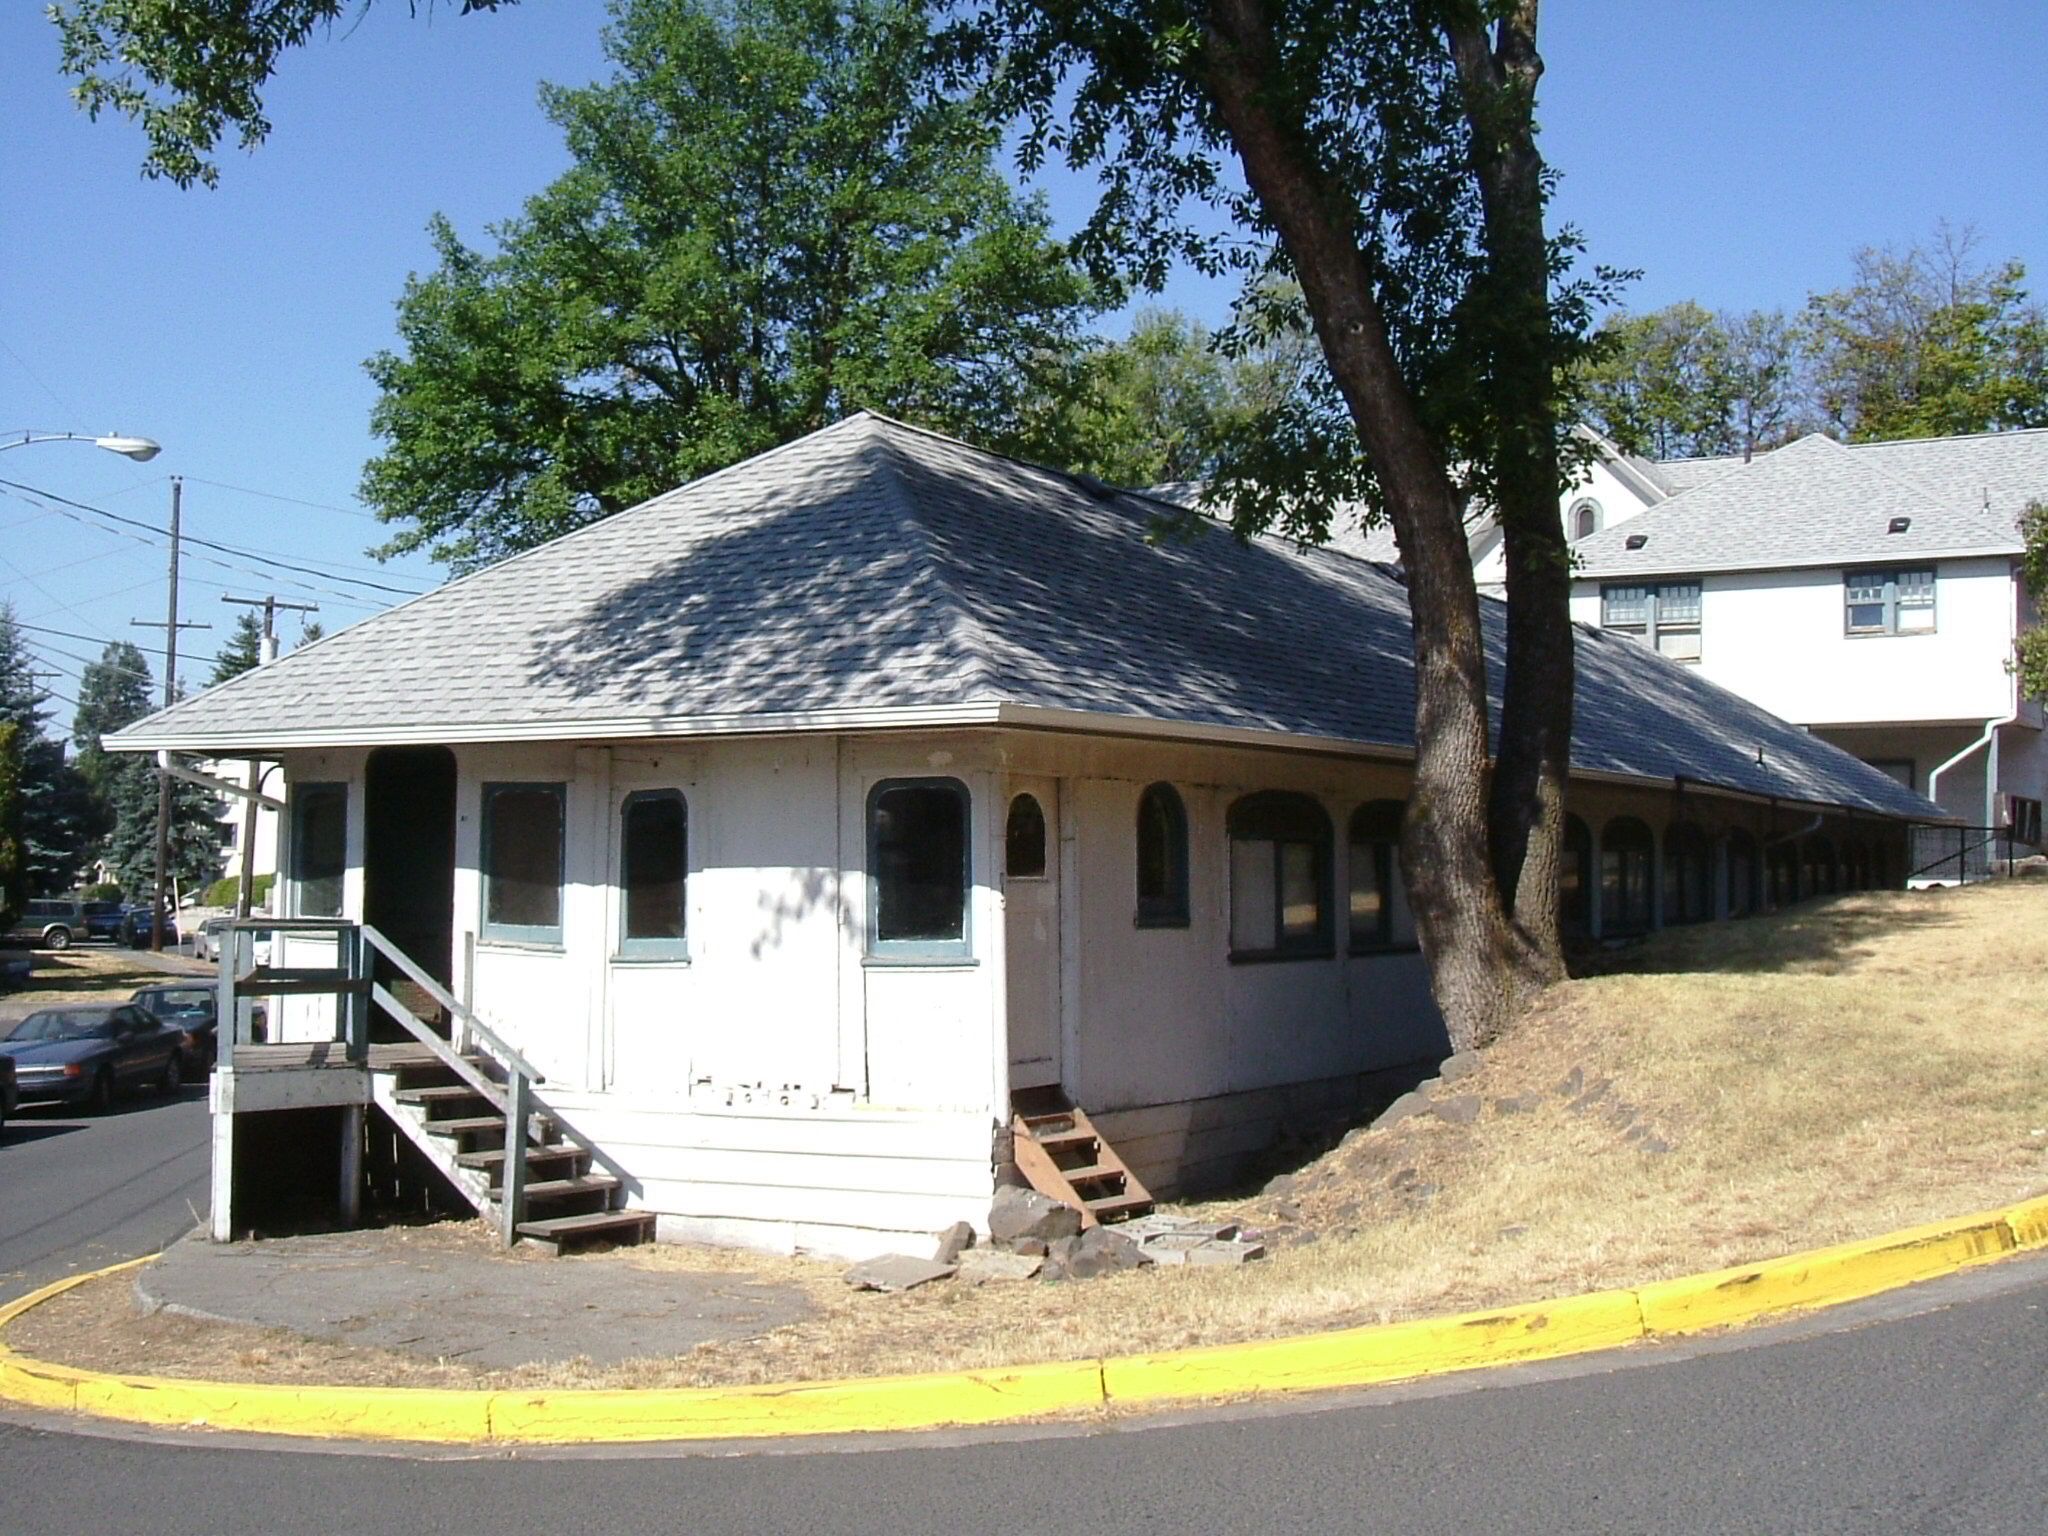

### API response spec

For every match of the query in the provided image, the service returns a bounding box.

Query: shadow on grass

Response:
[1,950,172,1003]
[1569,891,1972,980]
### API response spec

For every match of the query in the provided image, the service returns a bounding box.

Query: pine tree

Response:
[210,611,265,685]
[0,603,98,896]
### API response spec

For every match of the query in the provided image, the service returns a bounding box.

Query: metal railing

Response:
[1908,824,2028,884]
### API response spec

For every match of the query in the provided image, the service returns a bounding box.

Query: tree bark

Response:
[1202,0,1518,1049]
[1445,4,1572,986]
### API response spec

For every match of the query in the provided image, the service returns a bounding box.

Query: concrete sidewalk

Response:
[136,1226,815,1370]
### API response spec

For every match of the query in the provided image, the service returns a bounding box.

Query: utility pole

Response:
[131,477,208,951]
[223,593,318,665]
[220,594,316,915]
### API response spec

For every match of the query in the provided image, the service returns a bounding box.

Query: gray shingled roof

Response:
[110,413,1937,821]
[1574,432,2023,579]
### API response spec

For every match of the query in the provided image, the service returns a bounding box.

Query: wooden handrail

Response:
[359,922,544,1085]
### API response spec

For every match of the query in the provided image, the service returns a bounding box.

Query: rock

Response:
[956,1248,1043,1284]
[843,1255,956,1293]
[1437,1051,1483,1083]
[1263,1173,1298,1196]
[1372,1089,1432,1130]
[1636,1135,1673,1155]
[1007,1236,1049,1258]
[1187,1238,1265,1265]
[1431,1093,1482,1126]
[1493,1092,1544,1115]
[1065,1226,1151,1279]
[932,1221,976,1265]
[989,1185,1083,1246]
[1567,1078,1613,1113]
[1554,1065,1586,1099]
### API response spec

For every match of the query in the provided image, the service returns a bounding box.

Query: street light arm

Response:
[1,430,162,462]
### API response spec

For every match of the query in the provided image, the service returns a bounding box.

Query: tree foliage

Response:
[362,0,1105,573]
[0,604,98,897]
[2017,501,2048,705]
[965,1,1617,1048]
[50,0,513,187]
[0,722,24,931]
[210,610,266,686]
[1578,302,1809,461]
[1584,227,2048,459]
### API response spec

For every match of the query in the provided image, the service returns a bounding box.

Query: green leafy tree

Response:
[1021,305,1321,488]
[210,610,265,685]
[967,1,1620,1048]
[0,722,24,932]
[50,0,513,187]
[2017,501,2048,704]
[1806,225,2048,442]
[361,0,1104,573]
[1580,302,1810,461]
[0,603,99,896]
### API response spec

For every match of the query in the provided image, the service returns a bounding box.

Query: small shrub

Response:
[205,873,276,909]
[83,881,124,903]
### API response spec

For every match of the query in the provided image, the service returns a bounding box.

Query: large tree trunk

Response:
[1203,0,1520,1050]
[1445,5,1574,986]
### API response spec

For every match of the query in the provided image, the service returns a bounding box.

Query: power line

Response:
[0,476,433,597]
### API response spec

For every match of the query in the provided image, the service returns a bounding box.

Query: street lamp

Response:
[0,429,162,461]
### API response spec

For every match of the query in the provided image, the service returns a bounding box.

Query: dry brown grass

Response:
[3,948,180,1003]
[10,882,2048,1390]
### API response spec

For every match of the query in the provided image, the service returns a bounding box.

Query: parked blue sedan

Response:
[0,1003,186,1111]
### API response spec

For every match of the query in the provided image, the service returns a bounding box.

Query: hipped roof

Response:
[110,413,1940,822]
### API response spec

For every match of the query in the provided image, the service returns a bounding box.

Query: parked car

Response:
[0,1055,16,1133]
[194,917,270,967]
[120,907,180,948]
[3,899,86,951]
[0,1003,186,1110]
[129,984,219,1071]
[81,900,129,943]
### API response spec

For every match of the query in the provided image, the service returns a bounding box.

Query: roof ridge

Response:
[1836,431,2020,540]
[856,422,1006,702]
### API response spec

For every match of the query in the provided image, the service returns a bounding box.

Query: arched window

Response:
[1663,821,1713,925]
[1560,814,1593,938]
[1725,829,1760,919]
[619,790,688,956]
[1228,792,1333,960]
[868,778,971,958]
[1005,794,1047,879]
[1134,783,1189,928]
[1348,800,1412,951]
[1570,498,1602,540]
[1601,816,1654,935]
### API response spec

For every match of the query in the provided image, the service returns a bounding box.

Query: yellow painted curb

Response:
[2,1192,2044,1445]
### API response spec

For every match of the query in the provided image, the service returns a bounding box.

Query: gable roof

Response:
[1573,431,2024,580]
[109,413,1938,821]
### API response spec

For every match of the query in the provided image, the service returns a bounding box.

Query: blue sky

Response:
[4,1,2042,717]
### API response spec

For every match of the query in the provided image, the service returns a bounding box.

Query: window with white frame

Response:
[618,790,687,957]
[482,782,565,944]
[1844,567,1935,635]
[1601,581,1702,662]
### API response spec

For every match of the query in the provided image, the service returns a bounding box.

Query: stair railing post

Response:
[344,924,369,1063]
[460,930,476,1056]
[501,1068,529,1248]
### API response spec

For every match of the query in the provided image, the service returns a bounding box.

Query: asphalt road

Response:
[0,1075,210,1300]
[4,1081,2047,1534]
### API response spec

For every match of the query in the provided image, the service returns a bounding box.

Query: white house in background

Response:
[1565,429,2047,850]
[109,414,1938,1259]
[199,757,281,900]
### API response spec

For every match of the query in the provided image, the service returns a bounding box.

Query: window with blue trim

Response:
[868,778,970,959]
[483,783,565,944]
[619,790,687,957]
[1135,782,1189,927]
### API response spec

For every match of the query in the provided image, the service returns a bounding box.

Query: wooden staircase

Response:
[1010,1087,1153,1228]
[376,1053,654,1255]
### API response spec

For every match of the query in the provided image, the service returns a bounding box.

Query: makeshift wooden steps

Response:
[1010,1087,1153,1228]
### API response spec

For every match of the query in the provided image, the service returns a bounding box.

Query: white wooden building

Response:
[110,415,1941,1258]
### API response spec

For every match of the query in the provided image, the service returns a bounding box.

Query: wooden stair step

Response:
[521,1173,622,1203]
[515,1209,655,1247]
[1028,1125,1099,1152]
[395,1084,494,1107]
[1081,1190,1153,1220]
[1054,1162,1127,1186]
[422,1113,552,1140]
[456,1144,583,1173]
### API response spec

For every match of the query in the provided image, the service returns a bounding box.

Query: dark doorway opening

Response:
[365,744,457,1040]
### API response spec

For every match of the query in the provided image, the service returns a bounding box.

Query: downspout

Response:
[1926,708,2019,822]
